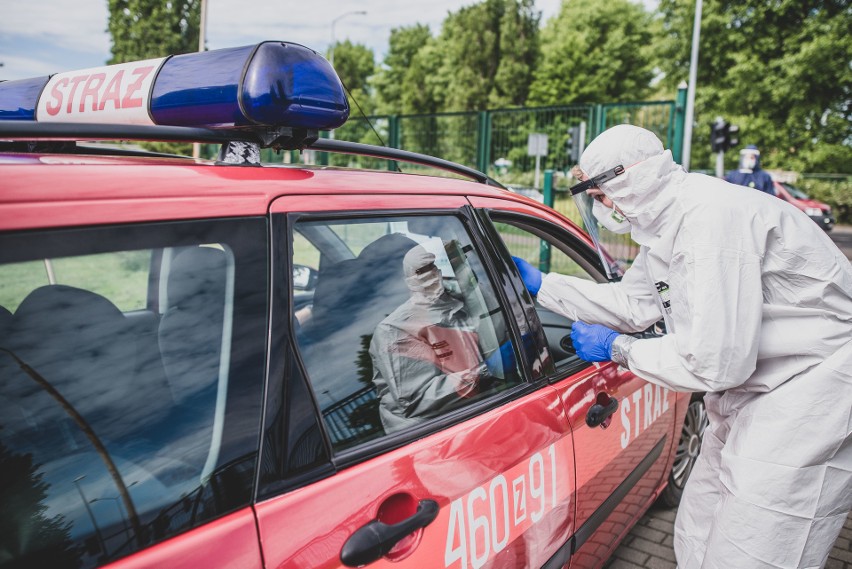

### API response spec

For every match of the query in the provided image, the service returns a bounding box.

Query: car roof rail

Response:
[0,122,505,189]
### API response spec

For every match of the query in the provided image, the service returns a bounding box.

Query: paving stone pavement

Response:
[603,503,852,569]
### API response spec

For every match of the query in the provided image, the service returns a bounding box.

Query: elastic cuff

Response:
[610,334,637,367]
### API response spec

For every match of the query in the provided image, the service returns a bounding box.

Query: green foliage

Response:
[326,41,381,167]
[329,40,376,94]
[798,177,852,224]
[373,25,434,114]
[107,0,200,63]
[371,0,539,115]
[437,0,540,112]
[656,0,852,173]
[528,0,656,105]
[107,0,201,157]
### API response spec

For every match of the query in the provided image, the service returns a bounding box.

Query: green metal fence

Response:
[239,90,689,265]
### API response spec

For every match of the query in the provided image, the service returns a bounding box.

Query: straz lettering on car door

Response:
[442,437,572,569]
[620,384,672,449]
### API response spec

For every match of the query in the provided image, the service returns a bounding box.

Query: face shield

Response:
[739,150,759,172]
[569,164,626,281]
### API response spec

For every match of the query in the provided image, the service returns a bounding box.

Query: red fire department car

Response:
[0,42,705,569]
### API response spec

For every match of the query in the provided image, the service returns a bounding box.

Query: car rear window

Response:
[0,219,268,568]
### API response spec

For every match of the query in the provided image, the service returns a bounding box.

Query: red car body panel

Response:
[102,508,262,569]
[255,390,576,569]
[469,195,689,567]
[0,151,692,569]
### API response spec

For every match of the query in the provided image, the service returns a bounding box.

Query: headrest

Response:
[13,285,127,352]
[167,247,227,308]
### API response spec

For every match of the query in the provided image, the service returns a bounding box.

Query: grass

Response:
[0,251,150,313]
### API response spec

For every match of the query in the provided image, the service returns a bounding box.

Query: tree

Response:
[107,0,200,64]
[372,25,434,114]
[437,0,540,112]
[528,0,656,106]
[328,40,376,95]
[107,0,201,156]
[656,0,852,173]
[490,0,540,108]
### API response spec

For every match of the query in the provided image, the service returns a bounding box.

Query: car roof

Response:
[0,150,542,231]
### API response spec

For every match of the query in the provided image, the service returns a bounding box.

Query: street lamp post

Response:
[327,10,366,144]
[682,0,703,171]
[193,0,209,159]
[329,10,367,69]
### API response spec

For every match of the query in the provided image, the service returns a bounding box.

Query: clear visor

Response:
[571,191,619,280]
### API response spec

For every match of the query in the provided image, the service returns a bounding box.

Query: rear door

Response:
[470,196,676,568]
[254,194,577,569]
[0,218,269,569]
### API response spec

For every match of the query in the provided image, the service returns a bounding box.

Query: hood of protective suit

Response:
[738,146,761,172]
[579,125,687,246]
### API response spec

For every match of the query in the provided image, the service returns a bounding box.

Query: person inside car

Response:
[369,244,491,433]
[513,124,852,569]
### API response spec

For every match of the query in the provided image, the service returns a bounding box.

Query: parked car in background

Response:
[773,180,835,231]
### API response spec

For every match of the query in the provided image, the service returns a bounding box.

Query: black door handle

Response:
[586,396,619,428]
[340,499,439,567]
[559,333,574,353]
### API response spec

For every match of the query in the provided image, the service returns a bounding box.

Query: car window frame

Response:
[478,209,610,379]
[0,217,271,564]
[265,205,554,482]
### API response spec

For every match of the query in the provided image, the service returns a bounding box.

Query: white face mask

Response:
[592,198,632,234]
[741,156,757,171]
[405,264,445,301]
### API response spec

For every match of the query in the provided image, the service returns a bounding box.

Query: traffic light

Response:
[727,123,739,149]
[566,124,582,163]
[710,118,740,152]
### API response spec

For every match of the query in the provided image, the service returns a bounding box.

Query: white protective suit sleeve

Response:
[626,244,764,393]
[537,251,662,333]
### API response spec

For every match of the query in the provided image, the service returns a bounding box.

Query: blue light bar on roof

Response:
[0,41,350,131]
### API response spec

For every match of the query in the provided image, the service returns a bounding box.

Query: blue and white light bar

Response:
[0,41,350,131]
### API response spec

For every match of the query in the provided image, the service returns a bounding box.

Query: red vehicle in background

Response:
[773,180,835,231]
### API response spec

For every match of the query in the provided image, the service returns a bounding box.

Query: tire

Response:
[658,395,709,507]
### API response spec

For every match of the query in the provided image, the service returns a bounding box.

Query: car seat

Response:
[158,246,228,405]
[2,284,138,445]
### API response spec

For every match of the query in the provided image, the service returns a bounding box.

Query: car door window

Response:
[490,218,604,371]
[0,220,267,569]
[291,215,523,451]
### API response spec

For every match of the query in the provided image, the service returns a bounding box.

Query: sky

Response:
[0,0,567,81]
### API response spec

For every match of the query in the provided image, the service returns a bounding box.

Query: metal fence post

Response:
[476,110,491,173]
[540,169,554,272]
[387,114,400,171]
[317,130,329,166]
[672,86,688,165]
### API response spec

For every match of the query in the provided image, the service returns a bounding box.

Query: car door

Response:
[0,218,269,569]
[469,195,677,568]
[254,193,577,569]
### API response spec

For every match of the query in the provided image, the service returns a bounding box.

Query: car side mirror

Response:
[293,264,318,291]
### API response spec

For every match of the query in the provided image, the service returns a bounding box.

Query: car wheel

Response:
[658,395,709,507]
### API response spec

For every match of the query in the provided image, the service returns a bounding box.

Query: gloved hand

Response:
[511,256,542,296]
[485,341,516,375]
[571,321,620,362]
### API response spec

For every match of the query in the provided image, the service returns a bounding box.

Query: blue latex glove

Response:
[511,256,542,296]
[485,341,516,375]
[571,321,621,362]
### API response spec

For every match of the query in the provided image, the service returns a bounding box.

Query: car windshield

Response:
[782,183,810,200]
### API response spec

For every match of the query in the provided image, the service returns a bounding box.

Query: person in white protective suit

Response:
[512,124,852,569]
[370,245,496,433]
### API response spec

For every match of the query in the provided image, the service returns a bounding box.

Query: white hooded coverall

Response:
[537,125,852,568]
[370,245,487,433]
